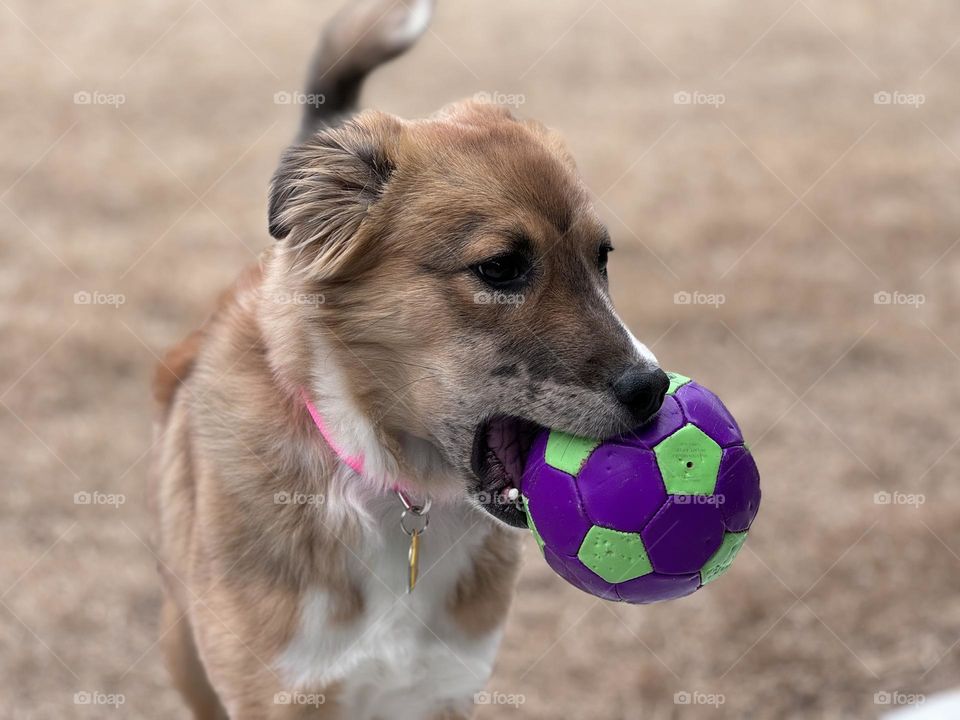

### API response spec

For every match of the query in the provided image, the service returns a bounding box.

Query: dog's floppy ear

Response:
[268,111,402,274]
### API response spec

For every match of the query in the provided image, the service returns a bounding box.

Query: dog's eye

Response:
[598,244,613,275]
[473,253,530,286]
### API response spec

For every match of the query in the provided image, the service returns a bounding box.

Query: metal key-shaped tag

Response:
[407,530,421,593]
[398,491,431,594]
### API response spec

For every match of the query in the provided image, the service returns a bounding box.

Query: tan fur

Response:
[160,595,228,720]
[153,248,522,717]
[447,526,519,639]
[153,269,362,717]
[152,328,201,415]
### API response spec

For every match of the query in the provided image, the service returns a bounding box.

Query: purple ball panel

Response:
[611,394,685,449]
[520,430,549,491]
[524,431,549,475]
[616,571,701,604]
[715,445,761,532]
[543,546,620,601]
[522,462,592,556]
[642,497,725,575]
[577,445,665,532]
[674,382,743,447]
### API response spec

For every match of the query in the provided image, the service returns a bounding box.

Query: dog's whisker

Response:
[353,356,443,373]
[388,374,442,397]
[353,309,406,333]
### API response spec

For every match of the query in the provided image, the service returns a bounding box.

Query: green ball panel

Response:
[654,424,722,495]
[521,494,545,553]
[544,430,601,476]
[700,531,748,584]
[665,371,692,395]
[577,525,653,583]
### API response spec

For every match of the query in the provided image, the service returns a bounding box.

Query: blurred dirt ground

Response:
[3,1,960,718]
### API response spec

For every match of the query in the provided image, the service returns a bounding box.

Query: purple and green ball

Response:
[520,372,760,604]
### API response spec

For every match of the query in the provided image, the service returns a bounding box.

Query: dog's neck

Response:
[257,254,468,507]
[301,350,401,495]
[301,365,467,505]
[301,387,433,507]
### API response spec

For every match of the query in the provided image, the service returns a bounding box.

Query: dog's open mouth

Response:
[470,415,543,527]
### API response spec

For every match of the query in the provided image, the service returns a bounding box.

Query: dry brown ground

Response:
[3,1,960,718]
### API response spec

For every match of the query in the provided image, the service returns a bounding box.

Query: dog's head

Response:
[265,101,667,526]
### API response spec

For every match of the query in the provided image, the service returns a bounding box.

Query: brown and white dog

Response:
[151,1,668,717]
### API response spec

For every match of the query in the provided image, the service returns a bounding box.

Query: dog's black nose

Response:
[612,365,669,422]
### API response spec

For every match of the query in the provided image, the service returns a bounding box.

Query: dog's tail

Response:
[296,0,435,141]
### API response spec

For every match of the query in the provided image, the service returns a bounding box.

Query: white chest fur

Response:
[275,495,503,720]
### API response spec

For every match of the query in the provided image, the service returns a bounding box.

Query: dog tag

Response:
[407,530,421,594]
[398,490,430,595]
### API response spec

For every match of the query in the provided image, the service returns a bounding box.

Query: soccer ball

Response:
[520,372,760,604]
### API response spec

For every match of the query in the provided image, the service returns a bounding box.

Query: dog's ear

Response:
[268,111,402,274]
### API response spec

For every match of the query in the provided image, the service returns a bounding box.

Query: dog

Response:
[151,1,669,717]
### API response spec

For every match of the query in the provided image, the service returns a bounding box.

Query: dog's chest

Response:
[276,500,503,719]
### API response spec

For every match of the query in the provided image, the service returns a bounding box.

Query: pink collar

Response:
[301,388,431,593]
[300,389,429,510]
[301,389,366,476]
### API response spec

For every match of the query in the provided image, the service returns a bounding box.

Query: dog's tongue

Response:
[486,417,533,486]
